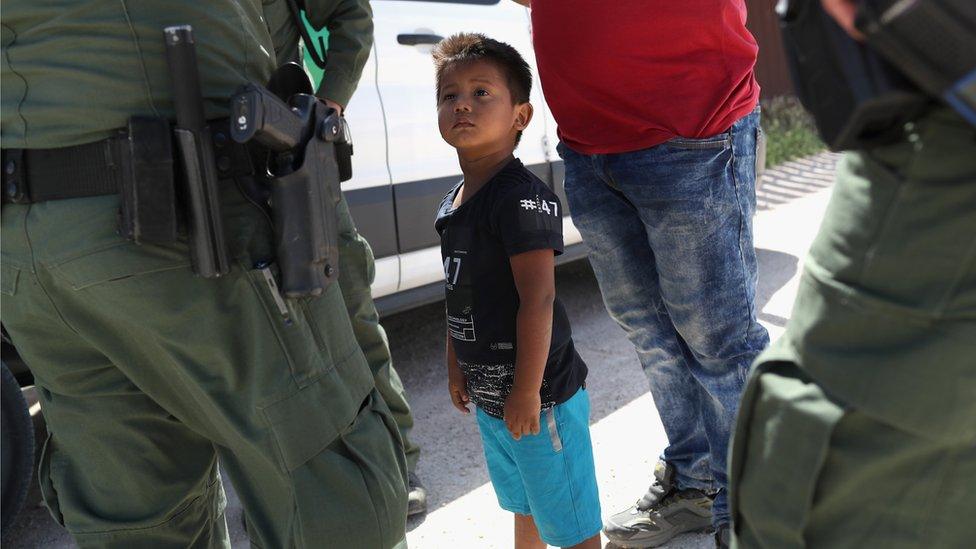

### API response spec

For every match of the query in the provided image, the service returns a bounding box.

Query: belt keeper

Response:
[2,149,28,204]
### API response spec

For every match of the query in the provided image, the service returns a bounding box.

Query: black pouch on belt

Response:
[117,116,179,243]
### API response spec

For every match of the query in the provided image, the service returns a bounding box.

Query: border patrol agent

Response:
[0,1,407,547]
[261,0,427,515]
[729,0,976,543]
[730,107,976,548]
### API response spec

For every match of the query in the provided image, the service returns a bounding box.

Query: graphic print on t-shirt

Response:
[447,311,476,342]
[443,227,476,342]
[518,194,559,217]
[459,360,556,419]
[444,254,476,340]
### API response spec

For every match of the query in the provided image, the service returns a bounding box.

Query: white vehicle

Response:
[338,0,584,315]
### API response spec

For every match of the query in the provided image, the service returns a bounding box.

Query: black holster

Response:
[231,63,353,298]
[270,108,342,298]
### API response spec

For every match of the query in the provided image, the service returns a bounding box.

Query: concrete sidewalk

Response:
[3,152,841,549]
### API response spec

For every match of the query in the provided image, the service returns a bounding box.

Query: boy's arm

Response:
[505,248,555,440]
[447,332,470,414]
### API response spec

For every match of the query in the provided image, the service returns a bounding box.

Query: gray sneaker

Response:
[407,472,428,517]
[603,461,713,548]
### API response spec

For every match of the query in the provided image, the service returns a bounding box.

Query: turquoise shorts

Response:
[475,388,602,547]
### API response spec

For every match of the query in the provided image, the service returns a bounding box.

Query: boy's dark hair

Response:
[432,33,532,146]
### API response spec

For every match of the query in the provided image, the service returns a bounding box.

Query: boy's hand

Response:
[504,387,541,440]
[448,361,470,414]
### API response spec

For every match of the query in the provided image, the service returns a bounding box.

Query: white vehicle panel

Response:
[563,217,582,246]
[372,256,401,298]
[398,246,448,291]
[342,44,392,191]
[372,1,548,186]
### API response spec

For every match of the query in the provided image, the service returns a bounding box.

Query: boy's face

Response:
[437,60,532,155]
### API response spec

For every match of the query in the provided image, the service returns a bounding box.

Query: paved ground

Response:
[4,152,841,548]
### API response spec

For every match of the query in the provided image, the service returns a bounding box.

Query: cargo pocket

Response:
[37,432,66,527]
[245,264,334,387]
[336,393,408,547]
[300,280,362,374]
[1,263,20,296]
[259,331,373,469]
[729,361,846,549]
[280,392,407,548]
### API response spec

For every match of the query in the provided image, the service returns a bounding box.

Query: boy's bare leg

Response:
[514,514,546,549]
[514,515,600,549]
[567,533,601,549]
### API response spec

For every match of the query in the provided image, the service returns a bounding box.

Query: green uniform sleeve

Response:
[304,0,374,108]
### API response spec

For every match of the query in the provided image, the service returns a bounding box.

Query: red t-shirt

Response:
[530,0,760,155]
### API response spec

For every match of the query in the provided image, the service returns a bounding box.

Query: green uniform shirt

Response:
[261,0,373,108]
[761,108,976,443]
[1,0,275,148]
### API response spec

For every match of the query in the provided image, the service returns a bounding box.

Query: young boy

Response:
[432,33,602,549]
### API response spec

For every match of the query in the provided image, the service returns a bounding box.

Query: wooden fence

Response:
[746,0,794,98]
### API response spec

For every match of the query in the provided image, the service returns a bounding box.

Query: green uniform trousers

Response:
[260,0,419,475]
[729,108,976,548]
[0,178,408,548]
[336,195,420,472]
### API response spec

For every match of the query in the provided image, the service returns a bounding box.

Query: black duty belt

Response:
[1,119,253,205]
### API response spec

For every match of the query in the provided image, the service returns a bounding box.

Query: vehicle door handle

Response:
[397,33,444,46]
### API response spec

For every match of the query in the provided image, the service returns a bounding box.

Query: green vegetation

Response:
[761,95,825,168]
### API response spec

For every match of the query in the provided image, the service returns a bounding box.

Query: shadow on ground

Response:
[757,152,839,211]
[755,248,798,328]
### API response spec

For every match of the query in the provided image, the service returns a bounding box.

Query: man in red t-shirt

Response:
[514,1,769,547]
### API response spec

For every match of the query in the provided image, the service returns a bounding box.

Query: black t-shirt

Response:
[434,158,587,419]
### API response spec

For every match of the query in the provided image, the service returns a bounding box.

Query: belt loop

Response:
[2,149,28,204]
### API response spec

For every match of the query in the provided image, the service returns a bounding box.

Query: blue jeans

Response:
[558,109,769,526]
